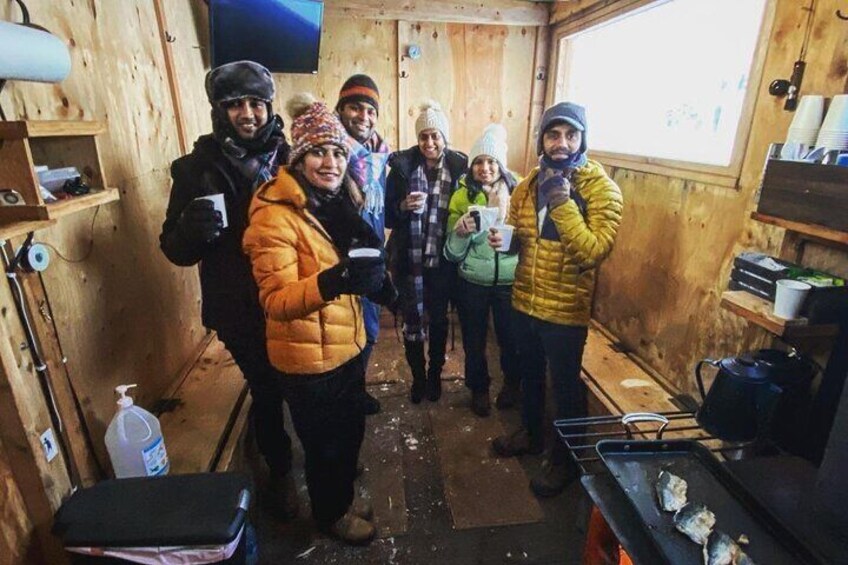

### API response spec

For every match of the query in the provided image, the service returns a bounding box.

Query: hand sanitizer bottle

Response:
[104,384,169,478]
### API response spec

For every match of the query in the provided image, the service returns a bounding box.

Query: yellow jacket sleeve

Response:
[549,165,623,270]
[243,206,327,322]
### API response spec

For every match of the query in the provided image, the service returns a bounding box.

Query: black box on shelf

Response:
[728,252,848,323]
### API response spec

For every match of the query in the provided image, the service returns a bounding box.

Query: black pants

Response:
[513,310,588,464]
[457,279,520,393]
[217,327,292,477]
[403,262,454,373]
[280,354,366,528]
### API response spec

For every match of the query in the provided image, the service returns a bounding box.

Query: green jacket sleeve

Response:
[444,188,471,263]
[549,167,623,270]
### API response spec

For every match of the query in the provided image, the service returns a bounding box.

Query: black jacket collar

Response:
[388,146,468,180]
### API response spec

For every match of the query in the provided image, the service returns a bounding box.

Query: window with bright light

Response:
[556,0,768,168]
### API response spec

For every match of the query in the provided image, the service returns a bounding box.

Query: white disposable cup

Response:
[348,248,381,259]
[197,193,228,228]
[821,95,848,132]
[493,224,514,252]
[773,279,812,319]
[409,191,427,215]
[789,95,825,131]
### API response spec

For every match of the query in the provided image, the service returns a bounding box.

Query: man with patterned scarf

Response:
[489,102,623,498]
[335,74,392,415]
[160,61,297,520]
[386,101,468,404]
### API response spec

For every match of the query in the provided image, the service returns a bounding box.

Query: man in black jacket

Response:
[386,101,468,404]
[159,61,296,519]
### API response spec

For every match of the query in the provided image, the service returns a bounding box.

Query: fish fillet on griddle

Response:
[656,470,688,512]
[703,530,740,565]
[673,502,716,544]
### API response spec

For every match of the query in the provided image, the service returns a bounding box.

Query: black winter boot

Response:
[405,341,426,404]
[426,368,442,402]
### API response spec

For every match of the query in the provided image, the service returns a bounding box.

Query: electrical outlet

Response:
[40,428,58,462]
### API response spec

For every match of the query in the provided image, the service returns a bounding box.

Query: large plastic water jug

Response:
[104,384,170,478]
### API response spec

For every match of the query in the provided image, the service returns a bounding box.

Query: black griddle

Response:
[596,439,824,565]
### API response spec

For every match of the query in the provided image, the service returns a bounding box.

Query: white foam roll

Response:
[0,21,71,83]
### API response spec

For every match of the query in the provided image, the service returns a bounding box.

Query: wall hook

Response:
[837,9,848,20]
[165,32,176,43]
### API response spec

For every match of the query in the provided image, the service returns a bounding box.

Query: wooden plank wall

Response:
[550,0,848,393]
[0,1,206,468]
[0,2,543,560]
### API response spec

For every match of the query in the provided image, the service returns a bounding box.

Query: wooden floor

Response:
[239,311,592,564]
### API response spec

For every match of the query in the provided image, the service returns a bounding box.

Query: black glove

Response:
[367,272,398,307]
[177,198,223,243]
[317,255,385,301]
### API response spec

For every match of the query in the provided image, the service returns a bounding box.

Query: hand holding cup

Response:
[455,212,476,237]
[402,191,427,214]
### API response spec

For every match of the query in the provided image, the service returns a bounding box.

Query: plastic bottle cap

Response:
[115,384,137,408]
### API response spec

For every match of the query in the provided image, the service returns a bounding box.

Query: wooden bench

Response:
[581,322,680,417]
[580,322,717,446]
[158,333,251,474]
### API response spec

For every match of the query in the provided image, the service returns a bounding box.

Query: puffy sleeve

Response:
[549,168,623,269]
[243,204,328,322]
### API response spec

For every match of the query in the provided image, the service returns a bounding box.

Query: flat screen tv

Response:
[209,0,323,74]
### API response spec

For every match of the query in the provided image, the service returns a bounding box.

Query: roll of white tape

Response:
[26,243,50,272]
[0,21,71,83]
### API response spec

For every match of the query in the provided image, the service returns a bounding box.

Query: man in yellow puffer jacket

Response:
[490,102,623,498]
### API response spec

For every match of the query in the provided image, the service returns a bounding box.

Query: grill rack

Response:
[554,411,756,475]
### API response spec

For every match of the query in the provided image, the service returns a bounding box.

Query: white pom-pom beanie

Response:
[470,123,508,167]
[415,100,450,142]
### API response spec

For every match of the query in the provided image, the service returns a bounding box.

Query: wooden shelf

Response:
[720,290,839,338]
[752,212,848,247]
[0,120,106,140]
[44,188,120,220]
[0,219,57,241]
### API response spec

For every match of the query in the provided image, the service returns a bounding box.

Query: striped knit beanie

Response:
[415,100,450,143]
[286,93,349,165]
[336,74,380,115]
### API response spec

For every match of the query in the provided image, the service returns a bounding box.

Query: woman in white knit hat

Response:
[386,101,468,404]
[444,124,521,416]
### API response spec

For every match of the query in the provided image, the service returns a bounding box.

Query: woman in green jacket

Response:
[444,124,521,416]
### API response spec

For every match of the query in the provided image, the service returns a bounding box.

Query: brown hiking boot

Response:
[492,428,543,458]
[329,510,375,545]
[265,473,300,521]
[471,391,491,417]
[351,497,374,521]
[530,458,579,498]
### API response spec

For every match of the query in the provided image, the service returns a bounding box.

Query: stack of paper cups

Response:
[786,95,824,146]
[815,95,848,151]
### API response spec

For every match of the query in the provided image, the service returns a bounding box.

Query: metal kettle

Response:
[694,349,816,442]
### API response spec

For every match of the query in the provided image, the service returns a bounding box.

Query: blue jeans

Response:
[360,297,381,367]
[512,310,588,464]
[360,208,385,368]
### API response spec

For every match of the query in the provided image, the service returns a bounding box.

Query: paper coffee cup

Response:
[409,191,427,215]
[348,248,381,259]
[493,224,514,252]
[197,193,228,228]
[773,279,811,319]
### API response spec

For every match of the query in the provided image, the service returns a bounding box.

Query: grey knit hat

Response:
[205,60,275,105]
[536,102,587,156]
[415,100,450,142]
[470,123,508,166]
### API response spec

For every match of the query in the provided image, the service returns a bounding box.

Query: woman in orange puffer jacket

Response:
[243,93,395,546]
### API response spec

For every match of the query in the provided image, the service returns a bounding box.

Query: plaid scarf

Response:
[225,146,280,190]
[347,132,390,216]
[403,158,453,341]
